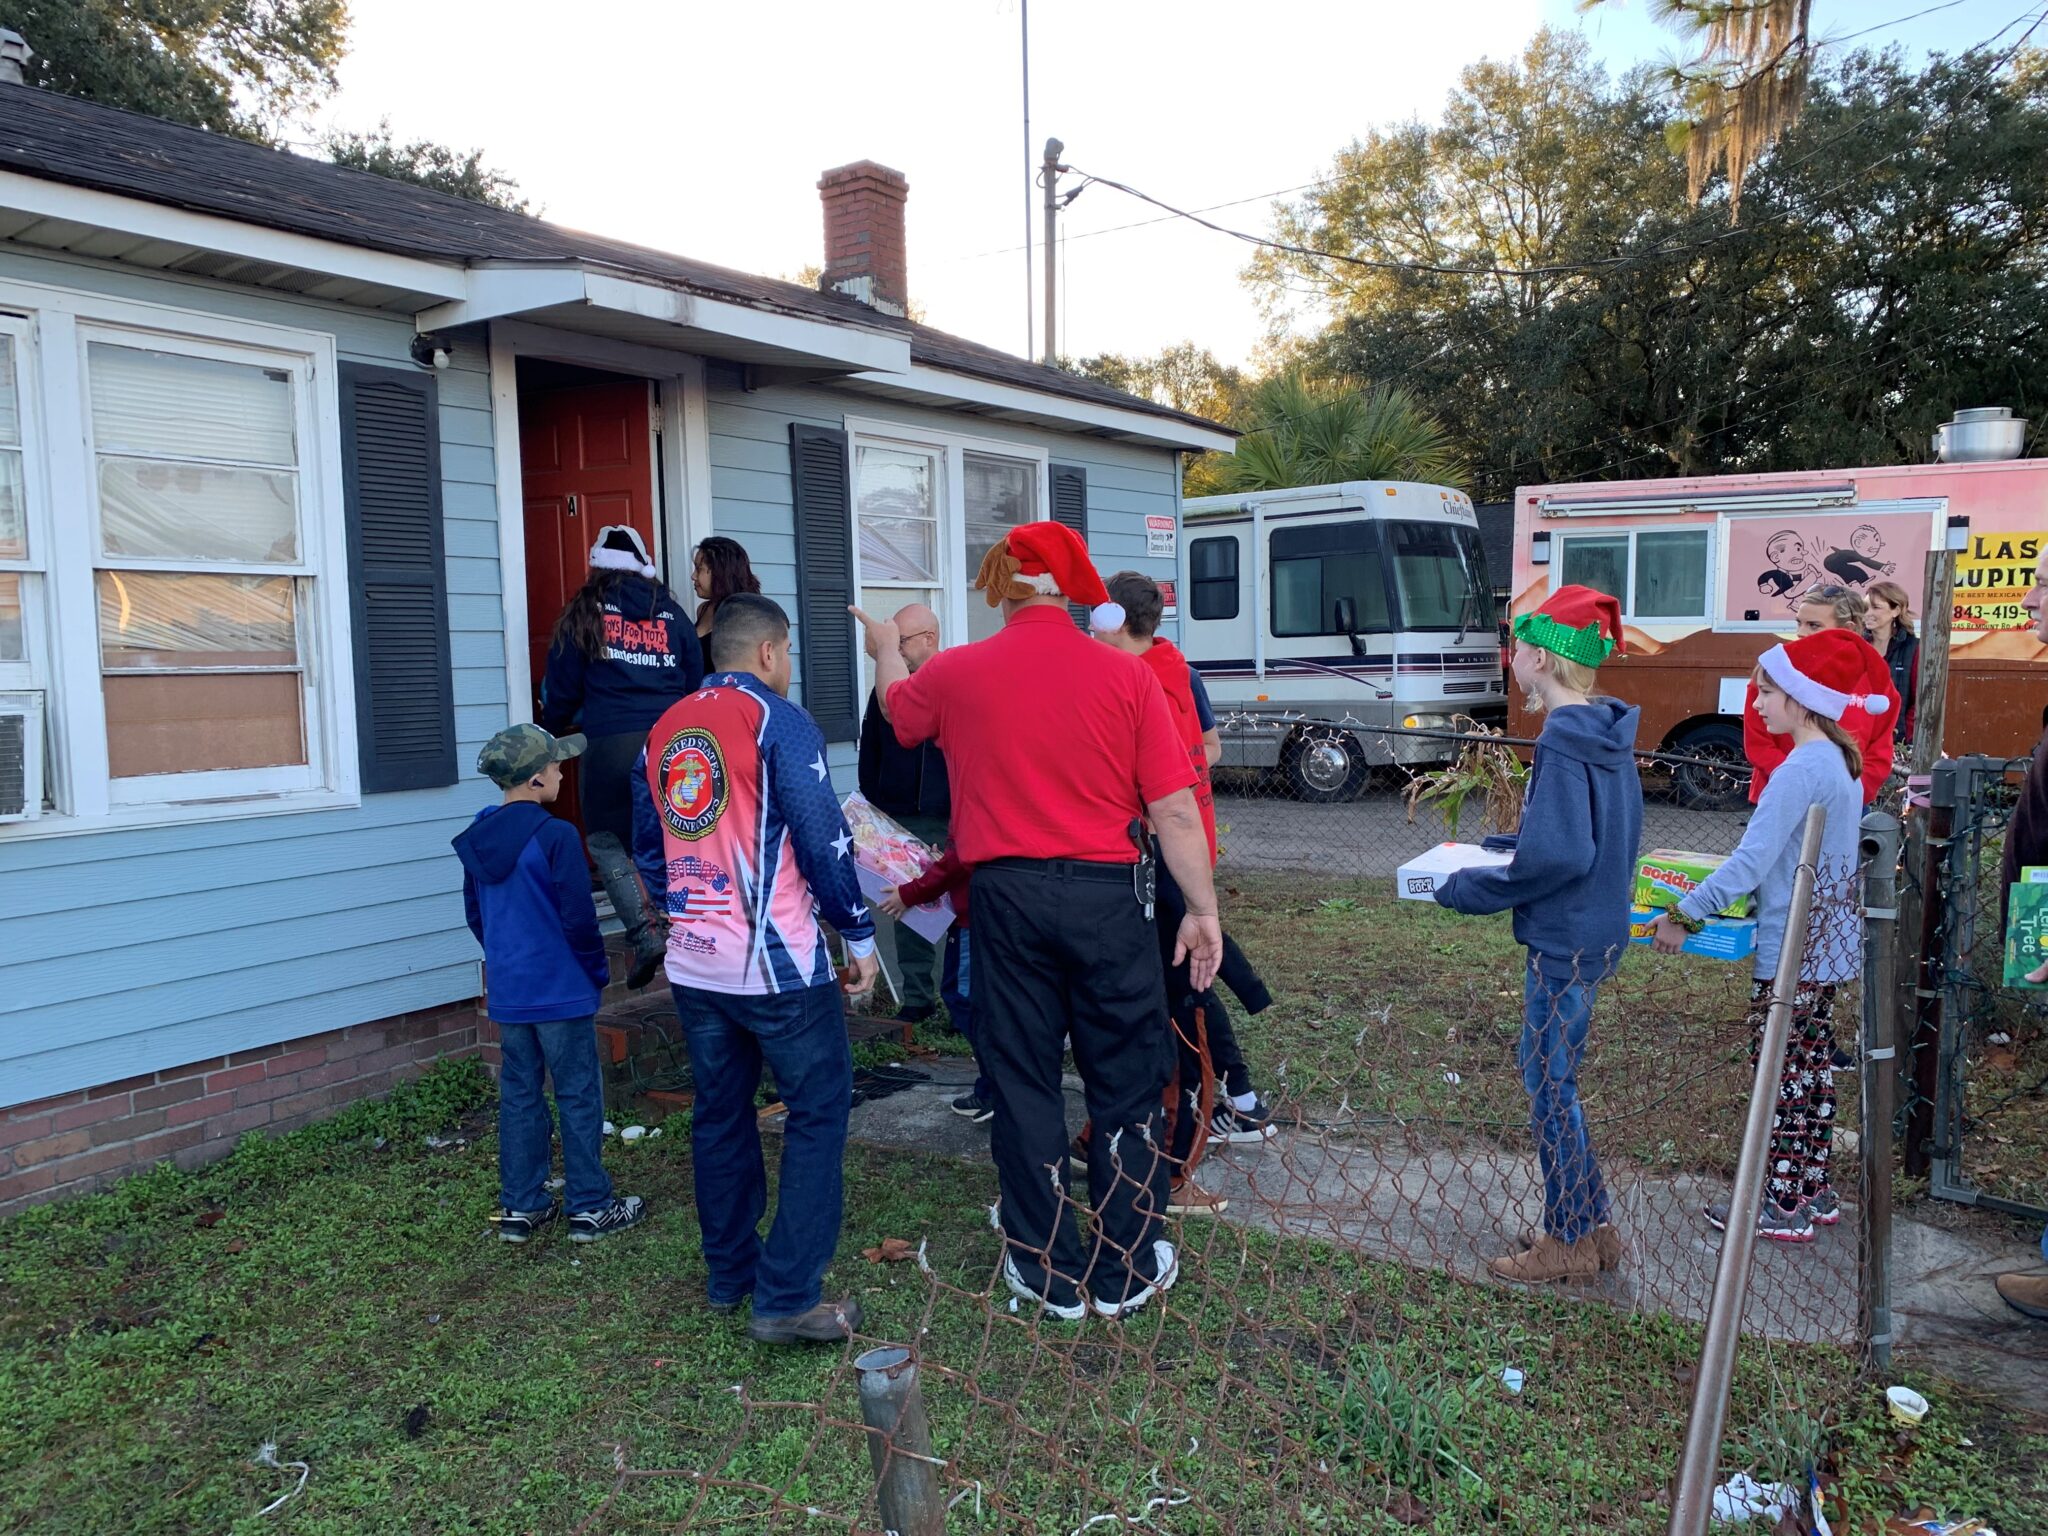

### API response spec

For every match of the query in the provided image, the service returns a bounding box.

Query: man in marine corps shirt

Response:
[631,594,878,1345]
[855,521,1222,1324]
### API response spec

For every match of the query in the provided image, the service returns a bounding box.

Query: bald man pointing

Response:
[857,603,951,1025]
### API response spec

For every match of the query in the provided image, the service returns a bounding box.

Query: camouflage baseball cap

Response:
[477,723,585,788]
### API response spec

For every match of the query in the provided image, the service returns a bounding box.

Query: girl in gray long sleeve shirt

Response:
[1677,738,1862,985]
[1649,629,1884,1242]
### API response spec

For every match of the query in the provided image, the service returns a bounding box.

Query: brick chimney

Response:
[817,160,909,318]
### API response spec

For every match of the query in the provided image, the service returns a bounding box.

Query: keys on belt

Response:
[1129,819,1156,921]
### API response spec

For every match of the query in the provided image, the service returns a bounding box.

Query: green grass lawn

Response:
[1218,872,1841,1178]
[3,1062,2041,1535]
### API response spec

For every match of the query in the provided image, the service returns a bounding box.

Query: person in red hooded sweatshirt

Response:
[1742,584,1899,806]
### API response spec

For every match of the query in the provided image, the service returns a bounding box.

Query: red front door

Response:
[519,378,658,835]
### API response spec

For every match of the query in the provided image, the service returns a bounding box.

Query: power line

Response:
[926,183,1320,265]
[1065,3,2044,288]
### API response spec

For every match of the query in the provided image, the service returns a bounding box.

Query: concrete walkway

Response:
[836,1058,2048,1413]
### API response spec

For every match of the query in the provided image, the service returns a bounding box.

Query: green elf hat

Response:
[1513,584,1625,668]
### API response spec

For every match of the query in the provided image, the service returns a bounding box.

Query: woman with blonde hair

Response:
[1865,579,1919,745]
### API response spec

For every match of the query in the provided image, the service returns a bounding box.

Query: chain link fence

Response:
[568,724,1922,1534]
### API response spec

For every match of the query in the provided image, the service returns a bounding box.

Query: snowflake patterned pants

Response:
[1746,978,1838,1211]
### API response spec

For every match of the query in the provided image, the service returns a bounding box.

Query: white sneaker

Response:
[1002,1254,1086,1321]
[1091,1240,1180,1320]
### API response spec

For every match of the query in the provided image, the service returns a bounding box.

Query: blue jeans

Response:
[675,981,852,1316]
[497,1017,613,1216]
[1521,962,1611,1245]
[940,927,991,1102]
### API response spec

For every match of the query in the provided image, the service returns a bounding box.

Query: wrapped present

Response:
[1629,906,1758,962]
[1634,849,1755,919]
[840,792,955,944]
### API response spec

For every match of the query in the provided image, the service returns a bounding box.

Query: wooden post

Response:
[1894,546,1956,1108]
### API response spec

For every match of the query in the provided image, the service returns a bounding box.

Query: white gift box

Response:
[1396,842,1513,901]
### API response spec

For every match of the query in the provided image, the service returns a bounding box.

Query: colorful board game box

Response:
[1628,905,1758,962]
[2003,881,2048,987]
[1633,849,1755,919]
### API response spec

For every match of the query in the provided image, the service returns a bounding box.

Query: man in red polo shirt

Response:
[854,522,1221,1323]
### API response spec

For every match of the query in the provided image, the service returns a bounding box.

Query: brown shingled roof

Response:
[0,83,1231,438]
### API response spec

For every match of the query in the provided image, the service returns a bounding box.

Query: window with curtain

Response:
[962,451,1036,643]
[87,342,309,778]
[854,442,942,689]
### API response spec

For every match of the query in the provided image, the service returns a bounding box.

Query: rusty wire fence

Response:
[571,726,1902,1534]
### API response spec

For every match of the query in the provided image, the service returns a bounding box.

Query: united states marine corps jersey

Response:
[630,672,875,995]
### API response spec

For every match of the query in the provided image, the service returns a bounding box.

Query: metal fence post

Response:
[1858,811,1901,1375]
[1669,805,1826,1536]
[854,1345,946,1536]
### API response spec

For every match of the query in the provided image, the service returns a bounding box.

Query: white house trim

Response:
[0,169,468,304]
[849,362,1236,454]
[421,264,912,376]
[486,330,533,728]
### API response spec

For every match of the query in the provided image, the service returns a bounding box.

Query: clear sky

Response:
[313,0,2036,369]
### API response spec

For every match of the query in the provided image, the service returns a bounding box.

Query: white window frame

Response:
[843,415,1051,652]
[0,276,358,839]
[0,313,47,701]
[1552,522,1717,624]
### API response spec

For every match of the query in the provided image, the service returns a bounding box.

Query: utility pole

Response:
[1020,0,1032,359]
[1042,138,1063,366]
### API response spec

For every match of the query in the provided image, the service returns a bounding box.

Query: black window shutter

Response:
[1050,462,1090,630]
[789,423,859,741]
[340,362,457,793]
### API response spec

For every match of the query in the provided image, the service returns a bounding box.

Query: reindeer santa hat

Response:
[973,519,1125,632]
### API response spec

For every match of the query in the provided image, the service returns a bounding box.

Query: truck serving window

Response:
[1271,522,1391,636]
[1557,528,1710,619]
[1386,522,1499,631]
[1189,536,1239,620]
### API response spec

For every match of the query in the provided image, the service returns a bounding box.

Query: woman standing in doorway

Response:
[1743,583,1898,807]
[691,537,762,676]
[541,526,703,989]
[1865,580,1920,746]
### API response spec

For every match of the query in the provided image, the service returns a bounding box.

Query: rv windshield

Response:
[1386,522,1497,633]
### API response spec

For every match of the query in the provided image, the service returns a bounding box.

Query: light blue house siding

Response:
[703,370,1186,784]
[0,248,502,1107]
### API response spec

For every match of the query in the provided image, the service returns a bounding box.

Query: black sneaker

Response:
[1829,1044,1855,1071]
[951,1092,994,1124]
[1207,1098,1278,1145]
[494,1200,560,1244]
[568,1194,648,1243]
[628,945,666,990]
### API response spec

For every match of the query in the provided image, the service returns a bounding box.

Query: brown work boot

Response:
[1167,1181,1229,1218]
[1489,1234,1598,1285]
[746,1297,864,1345]
[1517,1222,1624,1270]
[1995,1271,2048,1321]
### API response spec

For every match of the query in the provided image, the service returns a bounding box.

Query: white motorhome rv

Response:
[1179,481,1505,800]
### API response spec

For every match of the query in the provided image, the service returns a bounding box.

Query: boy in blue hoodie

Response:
[454,724,647,1245]
[1433,586,1643,1285]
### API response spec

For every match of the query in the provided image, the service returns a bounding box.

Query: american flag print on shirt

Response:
[631,673,875,995]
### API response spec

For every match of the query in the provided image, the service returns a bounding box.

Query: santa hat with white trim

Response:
[588,524,658,580]
[973,519,1125,632]
[1757,627,1892,721]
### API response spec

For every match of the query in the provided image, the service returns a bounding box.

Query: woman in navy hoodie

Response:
[1433,586,1644,1286]
[541,526,703,987]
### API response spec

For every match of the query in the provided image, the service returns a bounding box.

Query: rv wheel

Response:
[1669,722,1750,811]
[1283,728,1368,803]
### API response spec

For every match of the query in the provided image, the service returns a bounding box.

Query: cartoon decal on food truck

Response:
[1509,409,2047,807]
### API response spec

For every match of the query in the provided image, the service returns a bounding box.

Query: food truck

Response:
[1509,408,2046,805]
